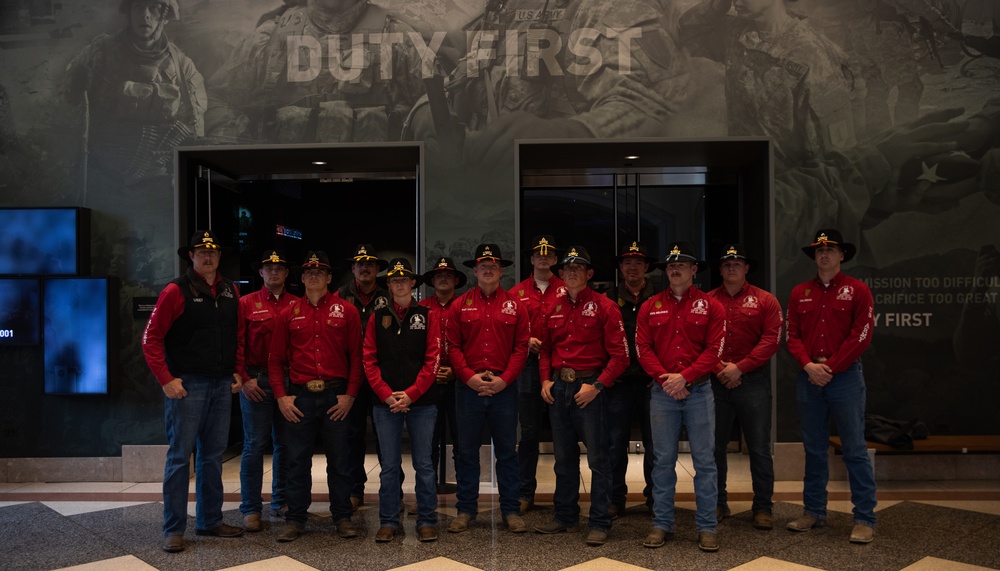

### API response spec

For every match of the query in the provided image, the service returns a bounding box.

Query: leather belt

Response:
[812,357,828,364]
[246,365,266,378]
[297,379,344,393]
[556,368,597,382]
[685,374,710,387]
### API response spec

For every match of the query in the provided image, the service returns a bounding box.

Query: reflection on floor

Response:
[1,453,998,571]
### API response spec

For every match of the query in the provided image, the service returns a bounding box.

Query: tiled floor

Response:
[1,452,998,570]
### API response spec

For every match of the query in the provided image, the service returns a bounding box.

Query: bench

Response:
[826,435,1000,480]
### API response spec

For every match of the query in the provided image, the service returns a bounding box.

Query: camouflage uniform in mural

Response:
[64,0,206,184]
[808,0,959,141]
[680,0,856,172]
[448,0,688,138]
[205,0,428,143]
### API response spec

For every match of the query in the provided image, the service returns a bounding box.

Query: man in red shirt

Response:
[445,243,530,534]
[707,244,782,531]
[142,229,245,553]
[785,229,877,544]
[536,246,629,546]
[419,257,468,492]
[636,241,725,552]
[268,251,364,543]
[513,235,564,515]
[237,249,298,532]
[605,240,658,516]
[337,244,390,509]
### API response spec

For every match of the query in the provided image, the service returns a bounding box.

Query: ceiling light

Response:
[312,161,327,165]
[624,155,639,160]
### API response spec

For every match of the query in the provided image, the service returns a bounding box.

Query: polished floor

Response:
[1,452,999,571]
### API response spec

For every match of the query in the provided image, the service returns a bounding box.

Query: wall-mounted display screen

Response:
[0,278,41,346]
[43,277,114,394]
[0,208,90,276]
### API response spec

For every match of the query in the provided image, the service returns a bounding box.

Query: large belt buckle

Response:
[813,357,828,364]
[559,368,576,382]
[306,379,326,393]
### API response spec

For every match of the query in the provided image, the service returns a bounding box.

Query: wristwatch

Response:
[592,381,606,392]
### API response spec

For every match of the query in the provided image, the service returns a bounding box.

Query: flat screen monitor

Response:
[0,207,90,276]
[0,278,41,346]
[43,277,115,394]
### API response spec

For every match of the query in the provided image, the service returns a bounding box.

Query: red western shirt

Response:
[419,295,456,367]
[707,282,783,375]
[513,274,565,344]
[238,286,298,379]
[268,294,364,398]
[446,286,530,384]
[539,286,630,387]
[635,286,726,385]
[363,301,441,403]
[786,271,874,374]
[143,273,244,386]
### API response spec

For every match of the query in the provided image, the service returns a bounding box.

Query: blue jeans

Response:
[797,361,877,526]
[713,367,774,514]
[281,385,352,525]
[649,381,717,533]
[162,374,232,537]
[346,385,373,499]
[239,371,287,515]
[517,354,545,501]
[607,374,654,508]
[549,376,613,532]
[454,382,520,517]
[431,380,458,486]
[372,405,438,528]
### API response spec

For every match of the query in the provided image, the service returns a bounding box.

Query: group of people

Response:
[143,225,878,554]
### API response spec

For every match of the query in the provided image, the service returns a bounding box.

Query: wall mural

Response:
[0,0,998,455]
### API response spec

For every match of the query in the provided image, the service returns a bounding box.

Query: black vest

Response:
[164,270,239,378]
[372,304,437,407]
[337,283,389,335]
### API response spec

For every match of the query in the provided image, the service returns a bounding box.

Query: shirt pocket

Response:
[683,312,709,343]
[647,311,671,329]
[575,315,601,342]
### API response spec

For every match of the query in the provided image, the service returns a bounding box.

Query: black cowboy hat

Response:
[552,245,596,272]
[653,241,706,272]
[301,250,334,273]
[347,244,389,271]
[422,256,468,288]
[615,240,657,265]
[524,235,560,256]
[252,248,290,270]
[377,258,423,288]
[176,229,223,260]
[463,243,514,268]
[715,243,758,272]
[801,229,856,263]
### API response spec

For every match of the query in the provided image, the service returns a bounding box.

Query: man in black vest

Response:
[363,258,441,543]
[143,229,245,553]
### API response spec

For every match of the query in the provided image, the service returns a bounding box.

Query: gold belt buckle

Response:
[559,368,576,382]
[814,357,828,364]
[306,379,325,393]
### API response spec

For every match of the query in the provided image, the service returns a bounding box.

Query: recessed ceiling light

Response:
[625,155,639,160]
[312,161,327,165]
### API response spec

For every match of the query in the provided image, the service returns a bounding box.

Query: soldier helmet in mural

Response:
[715,243,758,272]
[376,258,422,289]
[654,241,706,272]
[301,251,334,273]
[801,229,856,263]
[176,229,223,260]
[347,244,389,271]
[552,246,596,272]
[463,244,514,268]
[422,257,468,288]
[118,0,180,21]
[615,240,657,265]
[252,249,290,270]
[525,235,560,256]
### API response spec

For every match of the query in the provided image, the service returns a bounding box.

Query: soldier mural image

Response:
[205,0,432,143]
[64,0,206,184]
